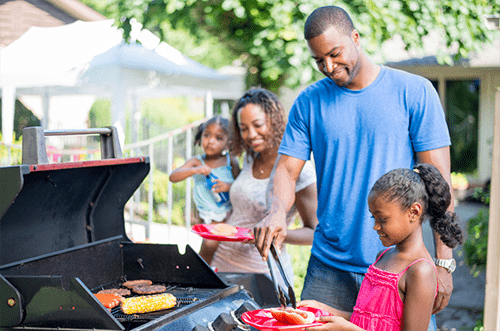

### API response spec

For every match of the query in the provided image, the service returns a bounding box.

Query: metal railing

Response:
[122,118,207,241]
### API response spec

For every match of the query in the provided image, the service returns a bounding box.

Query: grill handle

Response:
[21,126,123,165]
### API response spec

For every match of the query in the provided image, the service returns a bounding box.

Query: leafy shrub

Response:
[140,167,191,226]
[473,313,484,331]
[472,181,491,204]
[0,133,22,165]
[463,184,490,277]
[143,168,171,206]
[463,209,489,277]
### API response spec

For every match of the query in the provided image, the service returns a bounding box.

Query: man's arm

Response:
[415,146,454,314]
[253,154,306,261]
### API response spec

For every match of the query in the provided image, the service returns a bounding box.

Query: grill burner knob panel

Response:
[191,326,210,331]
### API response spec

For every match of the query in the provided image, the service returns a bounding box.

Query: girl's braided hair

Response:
[369,163,464,248]
[194,116,231,147]
[229,87,286,160]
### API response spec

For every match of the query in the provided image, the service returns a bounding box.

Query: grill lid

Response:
[0,126,150,266]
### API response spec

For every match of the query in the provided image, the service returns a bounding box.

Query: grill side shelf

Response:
[0,274,24,327]
[1,276,124,330]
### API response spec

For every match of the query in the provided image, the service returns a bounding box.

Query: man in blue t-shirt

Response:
[253,5,456,329]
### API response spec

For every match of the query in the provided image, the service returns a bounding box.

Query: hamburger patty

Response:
[97,288,131,296]
[122,279,153,289]
[132,285,167,295]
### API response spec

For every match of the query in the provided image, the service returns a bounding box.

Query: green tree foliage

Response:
[83,0,499,92]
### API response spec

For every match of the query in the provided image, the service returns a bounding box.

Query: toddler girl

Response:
[169,116,240,263]
[301,163,463,331]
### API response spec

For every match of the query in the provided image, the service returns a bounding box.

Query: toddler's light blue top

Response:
[192,153,234,215]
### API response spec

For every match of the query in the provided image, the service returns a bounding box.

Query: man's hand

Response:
[433,267,453,314]
[254,204,287,261]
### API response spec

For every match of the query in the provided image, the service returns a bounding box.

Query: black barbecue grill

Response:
[0,127,278,331]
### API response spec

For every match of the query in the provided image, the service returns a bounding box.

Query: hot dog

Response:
[270,307,315,325]
[94,293,123,309]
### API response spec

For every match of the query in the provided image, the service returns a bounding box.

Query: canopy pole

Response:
[111,67,127,148]
[41,89,50,129]
[1,86,16,145]
[221,101,230,118]
[205,91,214,118]
[483,87,500,330]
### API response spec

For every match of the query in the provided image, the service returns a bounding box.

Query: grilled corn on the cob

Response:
[120,293,176,314]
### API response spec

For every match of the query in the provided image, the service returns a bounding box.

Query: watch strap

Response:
[433,258,456,273]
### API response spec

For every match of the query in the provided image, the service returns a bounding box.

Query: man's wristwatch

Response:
[433,258,456,273]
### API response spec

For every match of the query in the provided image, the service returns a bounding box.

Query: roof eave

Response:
[45,0,106,21]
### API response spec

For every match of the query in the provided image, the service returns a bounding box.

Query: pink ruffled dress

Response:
[349,248,438,331]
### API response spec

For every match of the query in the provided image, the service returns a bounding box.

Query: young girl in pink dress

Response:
[301,163,464,331]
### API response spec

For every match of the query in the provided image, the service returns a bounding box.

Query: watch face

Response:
[449,259,456,272]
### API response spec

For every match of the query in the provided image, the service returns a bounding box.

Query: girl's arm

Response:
[169,157,208,182]
[401,261,437,331]
[283,183,318,245]
[299,301,365,331]
[307,316,365,331]
[298,300,352,320]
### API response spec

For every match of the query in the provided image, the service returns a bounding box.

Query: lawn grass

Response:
[288,244,312,301]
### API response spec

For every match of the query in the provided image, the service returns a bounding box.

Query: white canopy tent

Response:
[0,19,245,145]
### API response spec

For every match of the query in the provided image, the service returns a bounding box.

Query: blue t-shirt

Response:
[278,66,451,273]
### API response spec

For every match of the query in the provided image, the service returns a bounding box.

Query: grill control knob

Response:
[211,312,238,331]
[234,302,259,321]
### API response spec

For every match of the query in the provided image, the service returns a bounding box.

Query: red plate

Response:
[191,224,254,242]
[241,307,331,331]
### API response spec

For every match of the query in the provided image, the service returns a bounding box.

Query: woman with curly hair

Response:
[211,87,318,287]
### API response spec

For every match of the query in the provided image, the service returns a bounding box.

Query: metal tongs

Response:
[266,243,297,309]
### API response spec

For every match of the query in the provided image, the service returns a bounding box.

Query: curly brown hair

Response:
[229,87,286,160]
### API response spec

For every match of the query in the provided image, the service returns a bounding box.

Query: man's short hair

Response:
[304,6,355,40]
